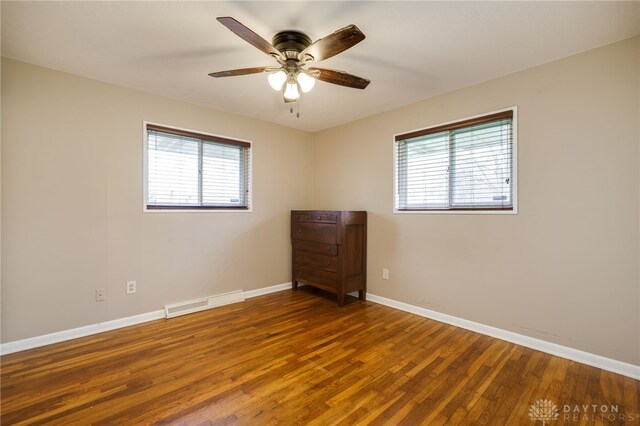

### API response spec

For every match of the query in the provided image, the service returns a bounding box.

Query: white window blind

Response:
[395,110,514,211]
[146,124,251,210]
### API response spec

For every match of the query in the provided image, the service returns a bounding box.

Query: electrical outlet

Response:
[382,268,390,280]
[126,281,137,294]
[96,288,106,301]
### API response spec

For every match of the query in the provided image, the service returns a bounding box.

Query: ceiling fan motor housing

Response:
[272,31,312,59]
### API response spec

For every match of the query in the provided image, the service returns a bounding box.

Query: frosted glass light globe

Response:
[267,70,287,91]
[296,72,316,93]
[283,82,300,100]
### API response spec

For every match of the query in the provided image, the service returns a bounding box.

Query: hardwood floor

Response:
[1,288,638,425]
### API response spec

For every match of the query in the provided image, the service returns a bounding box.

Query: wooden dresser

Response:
[291,210,367,306]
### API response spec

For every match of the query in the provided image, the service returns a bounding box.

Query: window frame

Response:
[142,121,252,213]
[393,107,518,215]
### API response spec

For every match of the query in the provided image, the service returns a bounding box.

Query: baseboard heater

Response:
[164,290,245,318]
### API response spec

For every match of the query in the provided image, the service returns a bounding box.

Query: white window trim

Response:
[142,121,253,213]
[392,106,518,215]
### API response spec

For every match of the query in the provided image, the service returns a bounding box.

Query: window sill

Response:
[394,208,517,215]
[144,206,252,213]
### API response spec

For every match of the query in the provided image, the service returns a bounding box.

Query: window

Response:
[144,123,251,210]
[394,109,516,213]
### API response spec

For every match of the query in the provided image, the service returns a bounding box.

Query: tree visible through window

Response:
[395,110,515,212]
[145,124,251,210]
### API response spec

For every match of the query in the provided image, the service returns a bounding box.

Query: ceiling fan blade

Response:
[208,67,270,78]
[299,25,365,62]
[217,17,284,60]
[308,67,370,89]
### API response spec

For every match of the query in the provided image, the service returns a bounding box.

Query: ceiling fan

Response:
[209,17,370,103]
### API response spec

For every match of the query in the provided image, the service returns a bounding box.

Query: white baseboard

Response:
[3,284,637,380]
[367,293,640,380]
[1,282,292,356]
[244,282,292,298]
[0,310,165,356]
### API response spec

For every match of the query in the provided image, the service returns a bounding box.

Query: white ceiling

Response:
[2,1,639,132]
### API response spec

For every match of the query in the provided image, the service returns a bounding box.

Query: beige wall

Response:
[2,37,639,366]
[1,58,313,342]
[312,36,640,365]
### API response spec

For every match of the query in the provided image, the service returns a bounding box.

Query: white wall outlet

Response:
[382,268,390,280]
[96,288,106,301]
[126,281,137,294]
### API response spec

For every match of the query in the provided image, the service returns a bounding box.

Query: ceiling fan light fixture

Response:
[211,17,370,105]
[283,81,300,101]
[268,70,287,91]
[296,72,316,93]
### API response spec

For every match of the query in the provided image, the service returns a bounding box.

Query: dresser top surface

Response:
[291,210,367,214]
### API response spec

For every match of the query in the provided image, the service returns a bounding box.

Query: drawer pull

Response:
[298,228,302,233]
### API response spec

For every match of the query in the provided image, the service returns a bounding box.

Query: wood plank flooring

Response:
[1,288,638,425]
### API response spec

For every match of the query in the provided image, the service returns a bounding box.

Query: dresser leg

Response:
[292,280,298,290]
[337,293,345,307]
[358,290,366,301]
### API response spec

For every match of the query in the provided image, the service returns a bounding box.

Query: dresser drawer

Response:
[291,222,337,244]
[294,266,338,289]
[293,251,338,272]
[292,240,338,256]
[292,212,337,223]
